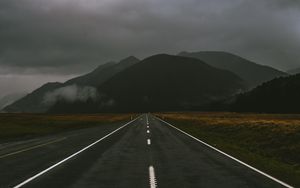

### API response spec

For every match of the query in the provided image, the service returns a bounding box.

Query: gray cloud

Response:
[1,0,300,72]
[43,84,100,106]
[1,0,300,95]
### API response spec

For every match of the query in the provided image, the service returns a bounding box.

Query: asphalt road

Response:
[0,114,292,188]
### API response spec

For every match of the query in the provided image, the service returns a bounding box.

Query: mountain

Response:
[179,51,287,88]
[287,68,300,75]
[0,93,27,111]
[64,56,139,86]
[231,74,300,113]
[3,56,139,113]
[49,54,246,113]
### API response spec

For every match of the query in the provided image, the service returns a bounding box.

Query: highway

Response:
[0,114,293,188]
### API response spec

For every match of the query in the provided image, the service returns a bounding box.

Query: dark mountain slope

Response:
[179,51,287,88]
[64,56,139,86]
[64,62,116,86]
[3,56,139,113]
[232,74,300,113]
[50,54,246,113]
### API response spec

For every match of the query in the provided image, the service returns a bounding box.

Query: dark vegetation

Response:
[158,112,300,187]
[232,74,300,113]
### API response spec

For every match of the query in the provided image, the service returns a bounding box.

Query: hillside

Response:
[179,51,287,88]
[49,54,246,113]
[64,56,139,86]
[3,56,139,113]
[232,74,300,113]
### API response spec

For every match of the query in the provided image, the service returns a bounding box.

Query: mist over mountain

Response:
[287,68,300,75]
[179,51,287,88]
[49,54,246,113]
[3,56,139,112]
[43,85,100,106]
[231,74,300,113]
[6,51,293,114]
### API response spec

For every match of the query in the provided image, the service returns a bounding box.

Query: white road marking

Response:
[147,130,150,134]
[147,126,149,129]
[149,166,157,188]
[156,116,294,188]
[146,114,149,125]
[147,139,151,145]
[13,117,140,188]
[0,137,66,159]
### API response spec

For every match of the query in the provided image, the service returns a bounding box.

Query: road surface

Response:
[0,114,292,188]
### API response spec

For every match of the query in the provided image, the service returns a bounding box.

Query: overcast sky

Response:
[0,0,300,97]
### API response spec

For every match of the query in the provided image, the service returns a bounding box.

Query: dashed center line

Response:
[147,139,151,145]
[147,126,149,129]
[146,114,149,125]
[149,166,157,188]
[147,130,150,134]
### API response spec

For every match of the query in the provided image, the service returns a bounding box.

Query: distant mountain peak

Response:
[118,56,140,64]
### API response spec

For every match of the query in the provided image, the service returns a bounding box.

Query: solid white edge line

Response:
[147,139,151,145]
[13,116,141,188]
[155,116,294,188]
[149,165,157,188]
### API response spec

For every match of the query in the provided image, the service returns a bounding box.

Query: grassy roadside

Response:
[156,112,300,187]
[0,113,135,142]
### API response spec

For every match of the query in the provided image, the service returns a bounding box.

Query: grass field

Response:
[0,113,135,142]
[156,112,300,187]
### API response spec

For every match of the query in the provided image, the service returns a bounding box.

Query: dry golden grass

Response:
[157,112,300,187]
[160,112,300,133]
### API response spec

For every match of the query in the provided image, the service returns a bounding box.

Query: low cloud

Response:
[43,85,100,105]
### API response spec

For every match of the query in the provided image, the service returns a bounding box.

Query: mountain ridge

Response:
[179,51,287,88]
[4,51,289,113]
[49,54,246,113]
